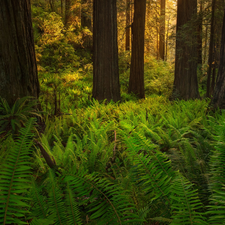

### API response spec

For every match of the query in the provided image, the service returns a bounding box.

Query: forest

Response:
[1,0,225,224]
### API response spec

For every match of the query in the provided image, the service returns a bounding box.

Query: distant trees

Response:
[92,0,121,102]
[159,0,166,60]
[197,0,203,65]
[81,0,92,31]
[211,8,225,109]
[125,0,131,51]
[171,0,200,100]
[128,0,146,99]
[0,0,40,107]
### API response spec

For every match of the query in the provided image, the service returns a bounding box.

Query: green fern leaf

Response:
[0,118,35,225]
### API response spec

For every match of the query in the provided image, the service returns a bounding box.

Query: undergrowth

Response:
[1,96,225,224]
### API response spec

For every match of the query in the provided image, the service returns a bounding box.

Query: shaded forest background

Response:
[1,0,225,225]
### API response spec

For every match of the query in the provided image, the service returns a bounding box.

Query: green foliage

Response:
[38,71,92,115]
[206,113,225,224]
[38,41,80,73]
[0,96,41,134]
[32,5,91,75]
[119,54,174,97]
[170,173,208,225]
[30,96,220,223]
[0,118,35,225]
[2,95,225,224]
[2,4,223,224]
[144,55,174,97]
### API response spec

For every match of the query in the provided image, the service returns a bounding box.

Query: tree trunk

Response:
[206,0,216,98]
[171,0,200,100]
[156,26,159,59]
[0,0,40,107]
[92,0,121,102]
[49,0,55,11]
[203,23,209,64]
[197,0,203,65]
[165,15,170,61]
[126,0,131,51]
[128,0,146,99]
[159,0,165,60]
[211,8,225,109]
[146,0,151,53]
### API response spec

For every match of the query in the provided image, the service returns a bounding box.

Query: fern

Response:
[0,118,35,224]
[29,175,56,225]
[206,120,225,224]
[170,173,208,225]
[119,128,175,221]
[64,170,143,224]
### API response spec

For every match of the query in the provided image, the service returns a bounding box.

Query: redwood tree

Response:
[126,0,131,51]
[206,0,216,97]
[128,0,146,99]
[159,0,166,60]
[0,0,40,107]
[211,8,225,109]
[197,0,203,65]
[171,0,200,100]
[92,0,121,102]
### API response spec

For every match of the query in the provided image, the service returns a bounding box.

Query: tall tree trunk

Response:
[206,0,216,98]
[126,0,131,51]
[203,24,209,64]
[211,8,225,109]
[165,15,170,61]
[0,0,40,107]
[159,0,165,60]
[171,0,200,100]
[156,27,159,59]
[92,0,121,102]
[128,0,146,99]
[146,0,151,53]
[197,0,203,65]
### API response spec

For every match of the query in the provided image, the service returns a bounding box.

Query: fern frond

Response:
[29,177,55,223]
[64,170,143,225]
[0,118,35,225]
[206,186,225,225]
[47,169,67,225]
[118,129,174,221]
[206,121,225,224]
[64,182,83,225]
[170,172,208,225]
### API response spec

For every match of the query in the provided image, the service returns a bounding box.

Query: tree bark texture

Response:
[172,0,200,100]
[211,8,225,109]
[206,0,216,98]
[92,0,121,102]
[0,0,40,107]
[128,0,146,99]
[126,0,131,51]
[197,1,203,65]
[159,0,165,60]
